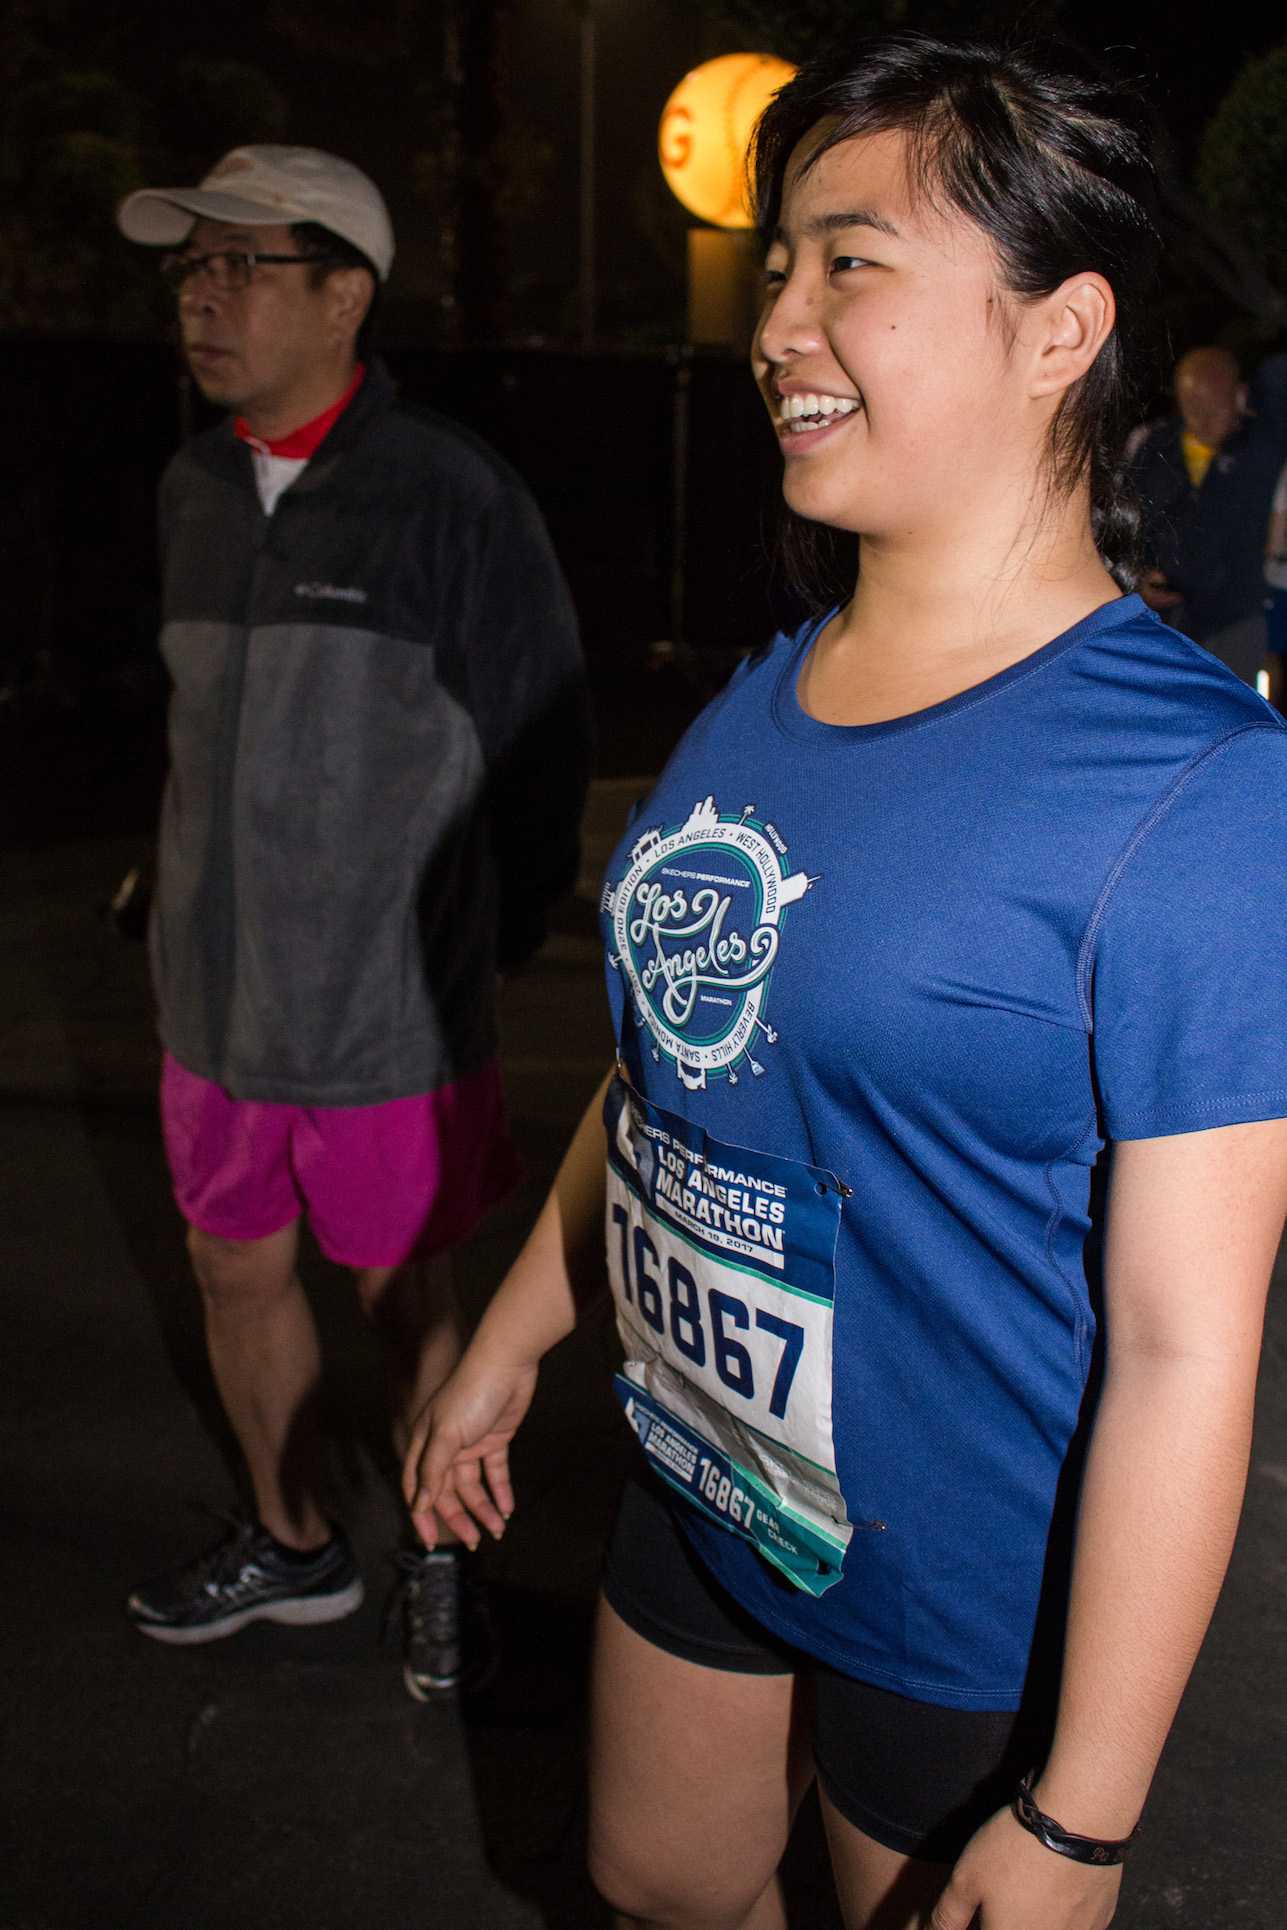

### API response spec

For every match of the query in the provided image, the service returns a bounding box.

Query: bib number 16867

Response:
[611,1203,804,1420]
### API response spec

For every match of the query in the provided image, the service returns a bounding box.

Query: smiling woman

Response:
[400,32,1287,1930]
[752,42,1159,628]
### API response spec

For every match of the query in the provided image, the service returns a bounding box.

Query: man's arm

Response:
[468,483,593,970]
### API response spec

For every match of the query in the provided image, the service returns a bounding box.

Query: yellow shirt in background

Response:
[1182,431,1215,489]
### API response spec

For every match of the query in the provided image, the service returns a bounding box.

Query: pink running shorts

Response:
[160,1052,522,1268]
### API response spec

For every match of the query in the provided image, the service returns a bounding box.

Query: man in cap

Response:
[117,147,590,1698]
[1129,345,1285,687]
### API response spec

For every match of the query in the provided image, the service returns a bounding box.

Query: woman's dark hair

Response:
[750,32,1163,607]
[290,219,380,360]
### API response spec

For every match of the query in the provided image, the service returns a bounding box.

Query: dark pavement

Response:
[3,785,1286,1929]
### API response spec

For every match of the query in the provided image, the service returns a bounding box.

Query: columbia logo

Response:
[294,582,368,604]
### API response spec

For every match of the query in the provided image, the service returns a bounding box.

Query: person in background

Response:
[116,146,591,1699]
[1250,349,1287,708]
[1249,348,1287,448]
[1130,344,1284,685]
[1265,458,1287,710]
[403,34,1287,1930]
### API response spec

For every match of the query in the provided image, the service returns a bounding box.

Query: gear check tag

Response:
[605,1075,856,1596]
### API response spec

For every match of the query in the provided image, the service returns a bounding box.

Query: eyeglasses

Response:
[159,250,338,294]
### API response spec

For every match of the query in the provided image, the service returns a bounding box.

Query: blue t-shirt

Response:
[600,593,1287,1710]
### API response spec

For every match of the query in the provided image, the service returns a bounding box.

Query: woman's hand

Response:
[401,1345,540,1551]
[929,1807,1122,1929]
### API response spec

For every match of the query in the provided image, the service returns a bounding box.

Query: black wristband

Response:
[1011,1773,1138,1867]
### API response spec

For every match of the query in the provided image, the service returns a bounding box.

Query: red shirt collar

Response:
[234,363,366,458]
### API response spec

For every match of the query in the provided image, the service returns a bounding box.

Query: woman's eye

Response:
[829,256,868,275]
[762,266,787,290]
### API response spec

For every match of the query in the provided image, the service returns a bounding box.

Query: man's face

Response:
[1175,355,1244,450]
[172,218,345,425]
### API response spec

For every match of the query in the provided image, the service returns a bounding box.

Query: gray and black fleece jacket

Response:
[152,359,591,1106]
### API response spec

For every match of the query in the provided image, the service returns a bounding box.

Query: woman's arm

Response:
[1036,1118,1287,1830]
[402,1066,613,1547]
[934,1115,1287,1930]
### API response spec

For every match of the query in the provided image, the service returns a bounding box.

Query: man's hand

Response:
[1138,568,1183,613]
[401,1347,539,1550]
[929,1808,1123,1930]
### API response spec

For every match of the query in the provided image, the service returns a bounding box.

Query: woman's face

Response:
[753,127,1033,542]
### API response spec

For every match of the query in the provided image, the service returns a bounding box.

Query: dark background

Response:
[6,0,1287,345]
[4,14,1287,1924]
[4,0,1287,847]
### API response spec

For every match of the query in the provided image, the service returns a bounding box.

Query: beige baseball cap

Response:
[117,145,394,281]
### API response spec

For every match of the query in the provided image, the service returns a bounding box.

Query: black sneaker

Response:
[127,1518,364,1645]
[393,1547,497,1700]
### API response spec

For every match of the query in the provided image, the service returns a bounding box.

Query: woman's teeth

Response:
[777,392,862,433]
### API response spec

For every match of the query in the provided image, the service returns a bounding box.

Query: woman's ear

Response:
[1028,273,1116,399]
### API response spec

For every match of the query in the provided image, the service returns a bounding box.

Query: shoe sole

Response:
[403,1651,502,1701]
[131,1577,365,1645]
[403,1661,461,1701]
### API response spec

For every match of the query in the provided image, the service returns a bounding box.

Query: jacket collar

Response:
[233,362,367,458]
[196,357,397,491]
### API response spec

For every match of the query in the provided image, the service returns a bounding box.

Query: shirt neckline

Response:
[234,362,366,459]
[771,593,1147,744]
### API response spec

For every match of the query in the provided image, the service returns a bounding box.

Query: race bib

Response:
[605,1075,859,1595]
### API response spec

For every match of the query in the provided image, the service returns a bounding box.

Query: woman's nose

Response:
[755,273,824,367]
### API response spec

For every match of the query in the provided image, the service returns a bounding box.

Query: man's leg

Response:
[189,1220,330,1548]
[355,1253,488,1697]
[354,1250,460,1463]
[128,1217,364,1642]
[299,1071,517,1692]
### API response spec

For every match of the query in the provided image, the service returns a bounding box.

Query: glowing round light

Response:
[658,53,796,230]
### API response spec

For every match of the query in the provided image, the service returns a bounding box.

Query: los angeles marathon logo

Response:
[604,796,817,1091]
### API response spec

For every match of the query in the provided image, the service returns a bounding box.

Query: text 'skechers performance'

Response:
[605,1077,863,1595]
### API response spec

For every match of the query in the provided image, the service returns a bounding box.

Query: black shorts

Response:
[602,1470,1053,1863]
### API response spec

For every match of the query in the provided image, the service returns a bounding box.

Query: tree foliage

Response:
[0,2,292,333]
[0,0,550,339]
[0,68,153,332]
[1198,41,1287,294]
[4,0,1285,341]
[697,0,1064,65]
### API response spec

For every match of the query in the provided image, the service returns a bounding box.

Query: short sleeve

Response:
[1090,724,1287,1139]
